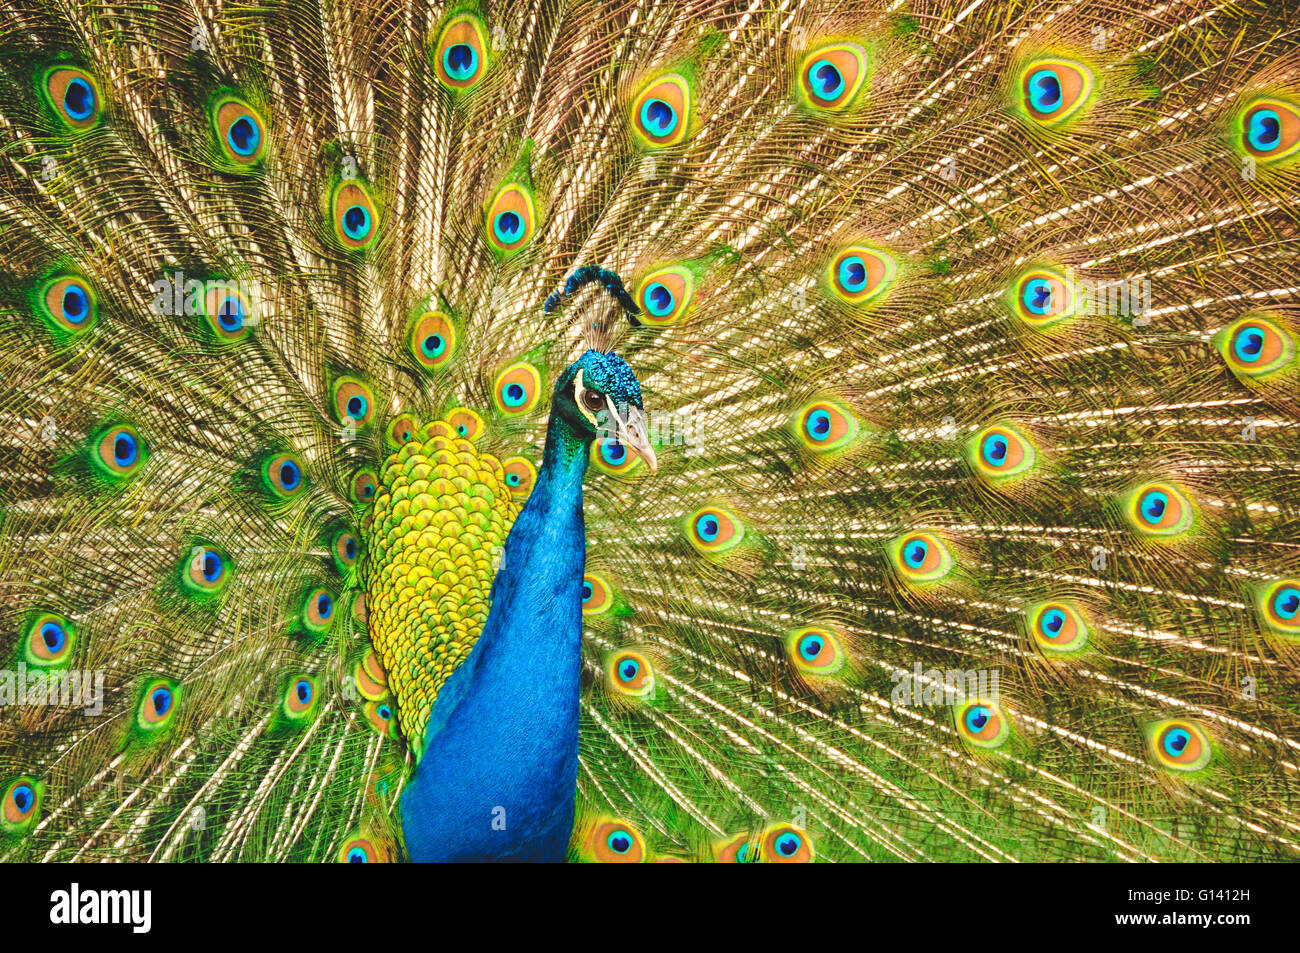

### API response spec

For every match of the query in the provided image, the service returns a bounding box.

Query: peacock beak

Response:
[606,398,658,474]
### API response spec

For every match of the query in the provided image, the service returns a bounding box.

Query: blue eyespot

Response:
[582,581,593,603]
[506,472,521,487]
[1140,490,1168,524]
[203,551,224,583]
[643,282,674,317]
[734,842,754,863]
[493,211,523,245]
[347,846,368,863]
[904,540,928,569]
[295,679,312,704]
[151,687,172,717]
[279,461,300,490]
[342,205,371,241]
[346,395,368,421]
[377,704,392,721]
[695,514,720,542]
[501,381,527,408]
[981,433,1008,466]
[63,77,95,120]
[317,593,332,619]
[1233,328,1265,363]
[798,634,822,660]
[618,659,639,682]
[837,256,867,294]
[226,115,260,156]
[1162,727,1190,757]
[600,440,626,466]
[113,432,138,467]
[1022,278,1053,314]
[639,98,677,137]
[805,409,832,441]
[1028,69,1062,112]
[1273,587,1300,621]
[965,705,990,734]
[1039,608,1066,638]
[1248,109,1281,152]
[217,295,244,331]
[443,43,478,82]
[774,832,801,857]
[40,621,66,653]
[345,538,357,559]
[808,60,844,101]
[61,284,89,324]
[605,829,633,854]
[11,783,34,813]
[422,334,446,358]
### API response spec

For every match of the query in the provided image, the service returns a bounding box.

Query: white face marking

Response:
[573,368,601,427]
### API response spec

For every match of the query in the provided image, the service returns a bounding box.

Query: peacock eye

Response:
[1010,267,1078,328]
[263,451,306,499]
[787,626,845,676]
[636,264,696,325]
[493,362,542,415]
[212,95,266,166]
[1257,578,1300,637]
[137,678,179,732]
[331,180,379,250]
[631,73,692,148]
[606,651,654,698]
[1124,481,1195,538]
[954,698,1011,749]
[284,675,318,720]
[828,245,896,306]
[1146,718,1212,772]
[25,612,75,668]
[2,777,41,833]
[585,819,646,862]
[686,506,744,555]
[761,825,814,863]
[434,14,490,90]
[39,274,98,336]
[799,42,869,111]
[302,588,336,634]
[581,389,605,413]
[339,836,383,863]
[43,66,101,130]
[968,423,1038,484]
[485,183,537,255]
[1019,58,1095,126]
[890,531,955,584]
[1215,315,1294,381]
[1028,601,1090,655]
[1238,97,1300,164]
[582,573,614,615]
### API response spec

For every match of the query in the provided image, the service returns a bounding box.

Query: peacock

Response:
[1,0,1299,864]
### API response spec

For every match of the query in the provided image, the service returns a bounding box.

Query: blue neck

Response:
[400,415,589,862]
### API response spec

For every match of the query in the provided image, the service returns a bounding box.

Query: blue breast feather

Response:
[400,444,588,862]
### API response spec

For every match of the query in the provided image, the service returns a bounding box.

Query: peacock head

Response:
[554,350,657,473]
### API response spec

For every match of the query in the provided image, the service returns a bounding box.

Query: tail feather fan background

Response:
[1,0,1299,862]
